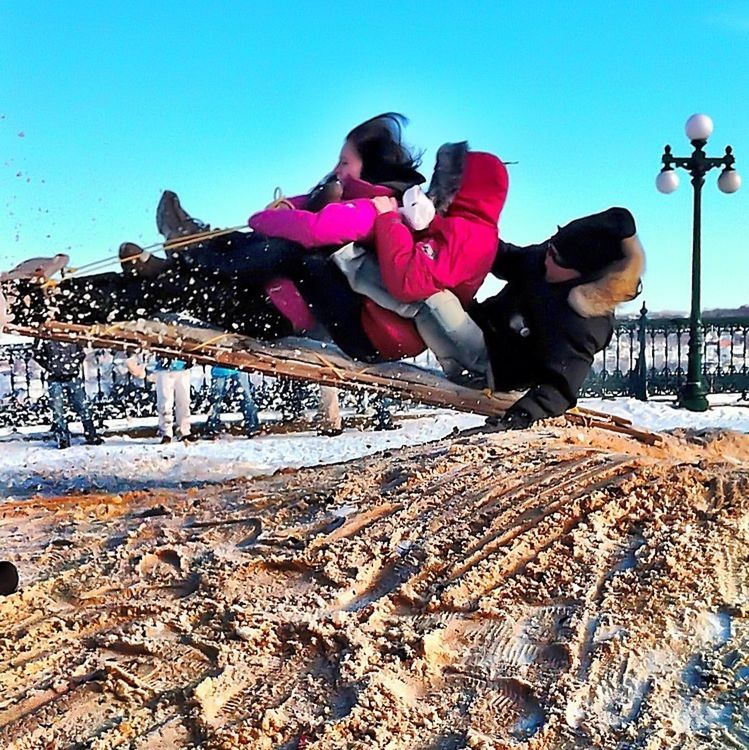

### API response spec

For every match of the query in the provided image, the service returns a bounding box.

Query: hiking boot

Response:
[373,417,399,432]
[0,254,69,282]
[160,435,172,444]
[317,426,343,437]
[85,435,104,446]
[156,191,209,242]
[119,242,171,280]
[56,435,71,449]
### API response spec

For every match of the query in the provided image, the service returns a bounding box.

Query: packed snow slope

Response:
[1,397,747,498]
[1,421,748,749]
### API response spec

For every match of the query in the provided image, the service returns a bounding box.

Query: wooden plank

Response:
[564,414,662,445]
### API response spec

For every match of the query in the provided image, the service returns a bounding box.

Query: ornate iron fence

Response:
[0,345,410,429]
[581,304,749,399]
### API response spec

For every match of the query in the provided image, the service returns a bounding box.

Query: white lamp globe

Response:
[656,170,679,194]
[685,113,713,142]
[718,169,741,194]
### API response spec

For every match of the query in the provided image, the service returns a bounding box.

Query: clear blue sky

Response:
[2,1,747,314]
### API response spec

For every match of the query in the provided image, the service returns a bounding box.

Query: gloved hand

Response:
[305,178,344,212]
[484,408,534,432]
[0,285,14,332]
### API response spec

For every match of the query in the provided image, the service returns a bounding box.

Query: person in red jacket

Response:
[293,142,509,364]
[370,142,508,359]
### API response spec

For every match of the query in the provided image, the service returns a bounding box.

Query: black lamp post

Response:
[656,114,741,412]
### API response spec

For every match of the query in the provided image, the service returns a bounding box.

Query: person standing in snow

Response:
[33,339,103,449]
[128,355,195,443]
[317,385,343,436]
[203,365,260,438]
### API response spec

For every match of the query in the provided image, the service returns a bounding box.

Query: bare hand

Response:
[372,196,398,215]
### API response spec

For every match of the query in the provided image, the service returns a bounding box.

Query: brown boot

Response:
[156,190,209,241]
[119,242,170,279]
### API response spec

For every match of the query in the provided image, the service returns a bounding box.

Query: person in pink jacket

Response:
[144,112,427,362]
[0,114,426,360]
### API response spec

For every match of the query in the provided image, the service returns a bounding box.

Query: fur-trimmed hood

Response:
[427,142,508,227]
[568,233,645,317]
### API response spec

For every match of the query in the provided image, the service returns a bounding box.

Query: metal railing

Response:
[0,346,409,429]
[581,304,749,399]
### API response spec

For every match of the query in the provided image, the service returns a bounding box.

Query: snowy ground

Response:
[0,409,483,496]
[581,393,749,432]
[0,396,747,498]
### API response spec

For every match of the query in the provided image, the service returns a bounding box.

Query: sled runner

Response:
[6,319,661,444]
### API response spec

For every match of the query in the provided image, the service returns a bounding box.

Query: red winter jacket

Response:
[366,151,509,359]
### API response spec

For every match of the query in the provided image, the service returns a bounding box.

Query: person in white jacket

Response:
[128,354,194,443]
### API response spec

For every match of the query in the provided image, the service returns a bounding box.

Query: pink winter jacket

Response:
[248,178,393,249]
[374,152,508,305]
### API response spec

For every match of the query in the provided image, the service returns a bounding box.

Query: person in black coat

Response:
[469,207,645,429]
[33,339,103,448]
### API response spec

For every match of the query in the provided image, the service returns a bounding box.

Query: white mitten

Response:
[398,185,436,231]
[0,286,14,332]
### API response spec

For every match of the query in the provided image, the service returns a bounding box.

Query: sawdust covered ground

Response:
[1,424,748,749]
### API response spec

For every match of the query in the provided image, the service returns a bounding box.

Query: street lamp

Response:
[656,114,741,411]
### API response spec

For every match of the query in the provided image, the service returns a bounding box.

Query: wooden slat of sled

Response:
[10,320,516,418]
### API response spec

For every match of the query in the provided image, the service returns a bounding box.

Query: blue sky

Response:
[2,1,747,314]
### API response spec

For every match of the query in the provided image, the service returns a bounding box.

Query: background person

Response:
[203,365,260,438]
[317,385,343,436]
[33,339,103,449]
[128,354,195,443]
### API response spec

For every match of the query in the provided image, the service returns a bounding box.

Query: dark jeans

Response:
[13,266,294,341]
[205,372,260,435]
[293,252,380,362]
[176,232,307,282]
[180,236,379,360]
[9,234,378,360]
[48,378,97,443]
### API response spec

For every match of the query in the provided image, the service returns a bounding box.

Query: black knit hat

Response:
[551,207,636,276]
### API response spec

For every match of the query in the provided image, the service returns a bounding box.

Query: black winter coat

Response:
[469,242,614,421]
[33,339,86,382]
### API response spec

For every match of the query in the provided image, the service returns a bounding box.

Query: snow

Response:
[0,409,483,497]
[0,396,747,498]
[580,394,749,433]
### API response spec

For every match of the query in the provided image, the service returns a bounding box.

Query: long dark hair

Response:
[345,112,423,186]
